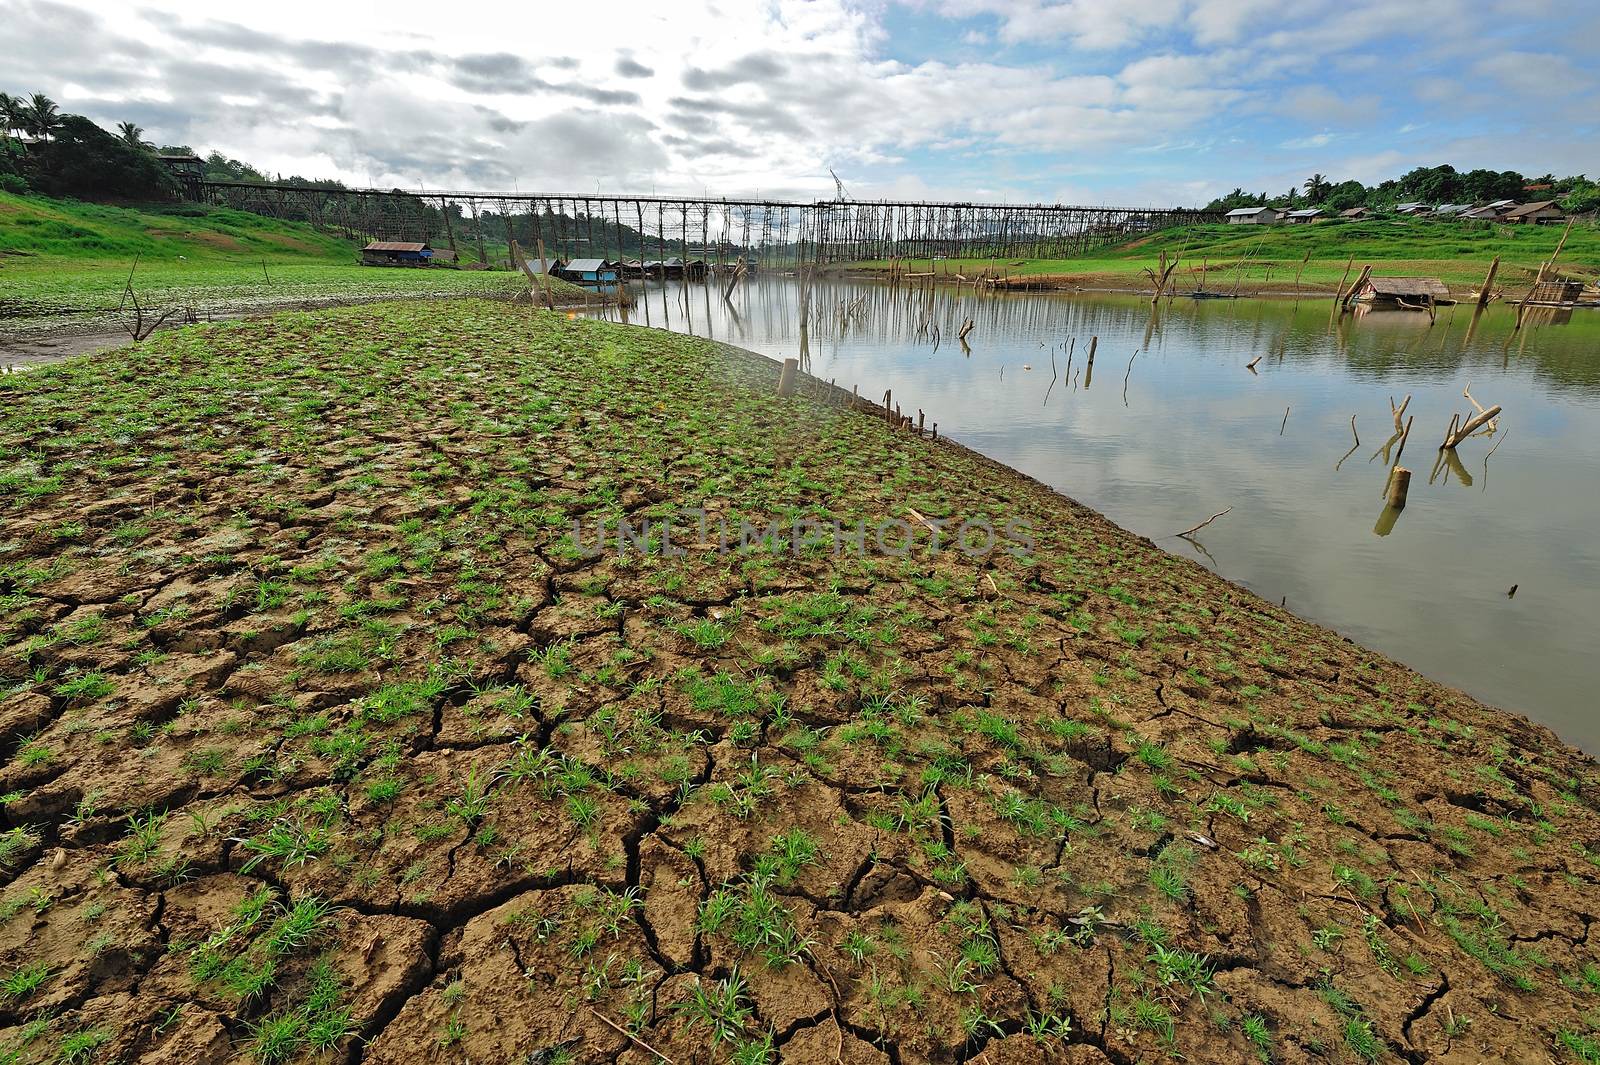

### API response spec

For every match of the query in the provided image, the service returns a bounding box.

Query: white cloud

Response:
[2,0,1595,205]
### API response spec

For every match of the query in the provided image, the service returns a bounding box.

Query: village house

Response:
[1284,208,1323,224]
[1395,202,1432,215]
[1339,206,1373,219]
[1502,200,1566,224]
[1225,206,1280,225]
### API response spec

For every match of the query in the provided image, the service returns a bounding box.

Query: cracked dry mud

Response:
[1,300,1597,1064]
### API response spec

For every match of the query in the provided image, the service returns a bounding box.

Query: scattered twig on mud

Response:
[122,287,173,342]
[117,253,142,313]
[1177,507,1231,540]
[588,1007,675,1064]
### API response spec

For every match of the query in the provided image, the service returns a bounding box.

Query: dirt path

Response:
[1,300,1596,1064]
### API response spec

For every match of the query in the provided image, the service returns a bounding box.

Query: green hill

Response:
[0,191,356,263]
[1105,217,1599,282]
[0,193,568,337]
[850,216,1598,291]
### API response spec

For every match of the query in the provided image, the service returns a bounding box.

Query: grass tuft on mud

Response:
[1,300,1599,1063]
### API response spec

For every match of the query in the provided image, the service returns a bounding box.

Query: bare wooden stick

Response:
[1123,350,1137,406]
[1280,406,1290,435]
[1177,507,1232,539]
[776,358,798,397]
[1442,405,1502,449]
[1476,256,1500,308]
[1245,355,1262,372]
[589,1007,675,1064]
[1462,382,1498,432]
[1331,256,1354,308]
[1390,394,1411,433]
[1348,413,1359,446]
[1390,414,1414,474]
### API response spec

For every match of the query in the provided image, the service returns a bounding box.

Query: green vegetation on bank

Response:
[0,191,355,263]
[0,192,558,335]
[851,217,1600,290]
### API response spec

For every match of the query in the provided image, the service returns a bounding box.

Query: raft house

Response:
[1352,276,1453,309]
[551,258,620,285]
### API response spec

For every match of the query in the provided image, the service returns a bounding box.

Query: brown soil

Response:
[0,301,1596,1064]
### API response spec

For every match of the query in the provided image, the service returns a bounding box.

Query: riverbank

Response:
[2,301,1598,1063]
[838,217,1600,299]
[0,191,595,344]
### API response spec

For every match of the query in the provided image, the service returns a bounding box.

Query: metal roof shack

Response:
[361,241,435,266]
[1395,202,1431,214]
[1462,199,1521,221]
[1339,206,1372,218]
[1225,207,1279,224]
[1285,208,1323,223]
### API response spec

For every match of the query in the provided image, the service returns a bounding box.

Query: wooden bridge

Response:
[192,179,1219,268]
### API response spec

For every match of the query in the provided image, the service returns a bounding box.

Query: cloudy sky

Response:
[4,0,1595,205]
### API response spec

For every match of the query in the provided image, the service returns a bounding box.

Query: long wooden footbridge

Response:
[192,179,1219,268]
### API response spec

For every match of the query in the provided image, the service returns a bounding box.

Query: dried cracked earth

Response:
[1,300,1598,1065]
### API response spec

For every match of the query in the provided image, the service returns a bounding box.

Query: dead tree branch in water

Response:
[1177,508,1232,539]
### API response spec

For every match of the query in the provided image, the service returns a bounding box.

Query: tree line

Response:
[0,90,352,201]
[1205,165,1600,215]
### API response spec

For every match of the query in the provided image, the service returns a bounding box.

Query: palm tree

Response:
[118,121,150,149]
[1303,173,1332,202]
[0,93,20,153]
[26,92,60,141]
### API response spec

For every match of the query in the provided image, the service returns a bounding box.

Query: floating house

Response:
[1352,276,1452,306]
[1225,207,1279,225]
[553,257,620,285]
[361,241,437,267]
[658,257,710,280]
[1284,208,1323,224]
[1503,200,1565,224]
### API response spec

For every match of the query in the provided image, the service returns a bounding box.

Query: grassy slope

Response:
[0,191,356,263]
[1,301,1598,1063]
[852,217,1600,289]
[0,192,536,333]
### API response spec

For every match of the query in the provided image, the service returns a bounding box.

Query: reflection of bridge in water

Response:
[191,180,1219,268]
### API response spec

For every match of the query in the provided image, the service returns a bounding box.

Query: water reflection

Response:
[593,277,1600,751]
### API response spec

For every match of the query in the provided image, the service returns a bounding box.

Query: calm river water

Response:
[597,277,1600,751]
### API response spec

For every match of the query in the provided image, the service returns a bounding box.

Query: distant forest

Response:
[1206,166,1600,214]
